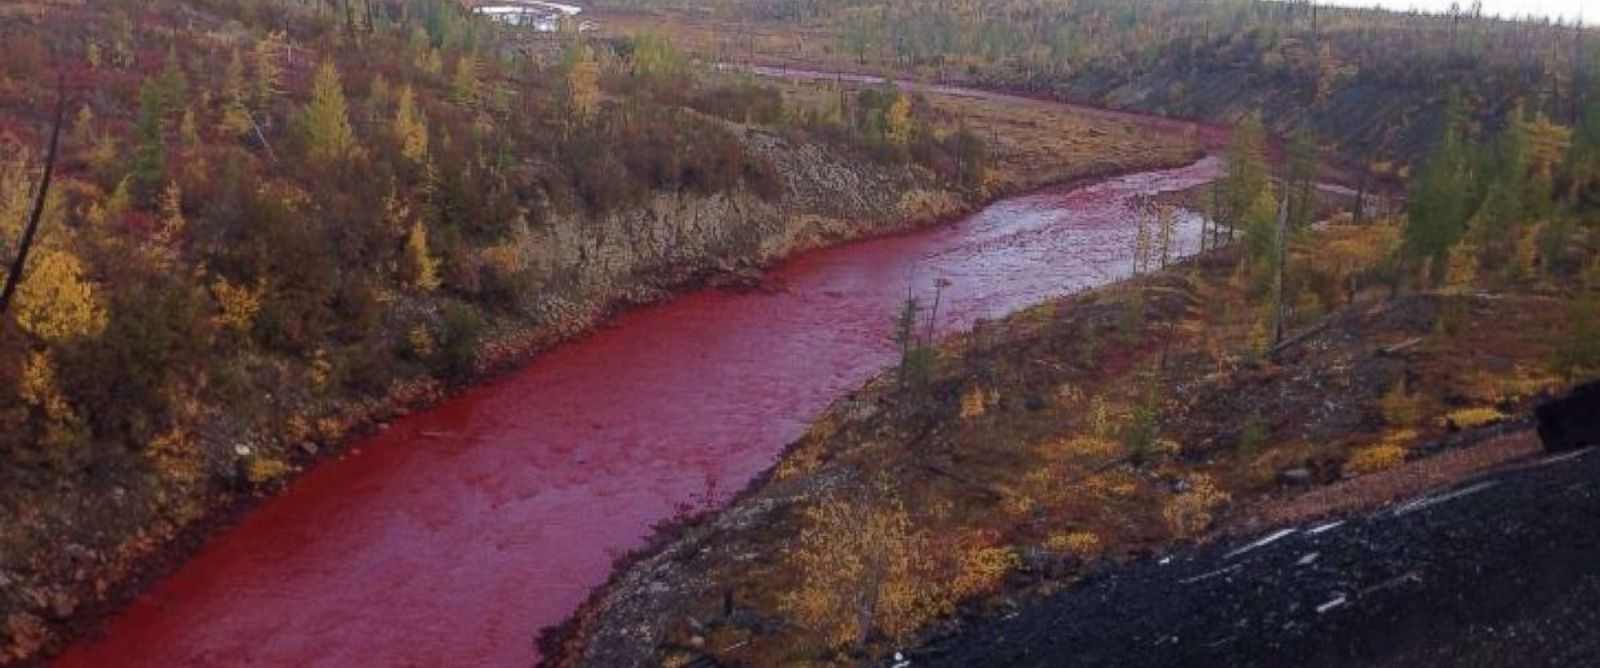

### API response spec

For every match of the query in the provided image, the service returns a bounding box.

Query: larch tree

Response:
[448,54,480,107]
[885,91,912,145]
[393,84,429,164]
[220,48,253,137]
[563,44,600,126]
[401,219,440,292]
[252,31,286,115]
[301,60,357,162]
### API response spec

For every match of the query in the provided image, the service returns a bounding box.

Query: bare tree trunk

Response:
[0,79,67,316]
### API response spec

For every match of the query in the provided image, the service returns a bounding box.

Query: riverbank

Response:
[17,79,1200,665]
[541,204,1590,665]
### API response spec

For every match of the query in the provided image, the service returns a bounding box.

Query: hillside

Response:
[0,1,1203,662]
[594,0,1597,177]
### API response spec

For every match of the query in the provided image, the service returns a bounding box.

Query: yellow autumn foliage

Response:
[1162,474,1229,539]
[146,428,203,485]
[211,277,263,333]
[403,220,440,292]
[949,544,1018,599]
[20,350,73,423]
[1444,406,1507,430]
[1347,443,1406,474]
[13,247,107,343]
[1044,530,1102,558]
[958,386,993,420]
[780,491,945,650]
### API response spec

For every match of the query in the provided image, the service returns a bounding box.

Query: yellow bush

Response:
[211,277,263,333]
[245,455,291,485]
[780,491,945,650]
[959,386,991,420]
[950,545,1018,599]
[14,247,107,343]
[20,350,73,423]
[1444,407,1507,430]
[1055,382,1084,406]
[1087,396,1114,438]
[409,324,436,358]
[1347,443,1407,474]
[1044,531,1102,558]
[146,428,203,485]
[284,414,312,443]
[1162,474,1229,539]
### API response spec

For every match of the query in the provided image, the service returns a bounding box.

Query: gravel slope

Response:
[916,447,1600,668]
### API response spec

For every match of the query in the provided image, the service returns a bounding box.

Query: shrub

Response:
[1044,530,1103,558]
[1444,406,1507,430]
[1347,443,1407,474]
[1162,474,1229,538]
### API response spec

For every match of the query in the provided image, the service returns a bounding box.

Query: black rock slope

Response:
[917,448,1600,668]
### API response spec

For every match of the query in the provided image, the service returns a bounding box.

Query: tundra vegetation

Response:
[551,82,1600,667]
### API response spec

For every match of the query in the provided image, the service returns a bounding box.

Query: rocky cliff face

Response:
[497,129,966,349]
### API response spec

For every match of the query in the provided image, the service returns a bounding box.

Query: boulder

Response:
[1535,381,1600,453]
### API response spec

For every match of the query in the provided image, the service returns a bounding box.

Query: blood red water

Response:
[53,157,1220,668]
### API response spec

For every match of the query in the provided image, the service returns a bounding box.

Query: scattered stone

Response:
[298,441,320,456]
[1278,468,1314,486]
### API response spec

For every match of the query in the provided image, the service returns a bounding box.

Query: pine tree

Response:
[155,47,190,115]
[1568,88,1600,205]
[1404,92,1472,284]
[301,60,357,162]
[1472,104,1532,270]
[1219,111,1270,242]
[131,79,167,202]
[1285,125,1318,231]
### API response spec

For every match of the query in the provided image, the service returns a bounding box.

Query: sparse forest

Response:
[598,0,1597,171]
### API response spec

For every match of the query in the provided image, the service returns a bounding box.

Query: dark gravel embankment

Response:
[917,447,1600,668]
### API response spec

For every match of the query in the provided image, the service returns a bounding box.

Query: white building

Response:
[472,1,586,32]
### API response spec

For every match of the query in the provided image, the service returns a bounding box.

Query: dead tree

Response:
[0,81,68,316]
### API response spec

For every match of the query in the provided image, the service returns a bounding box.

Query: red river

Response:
[55,154,1222,667]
